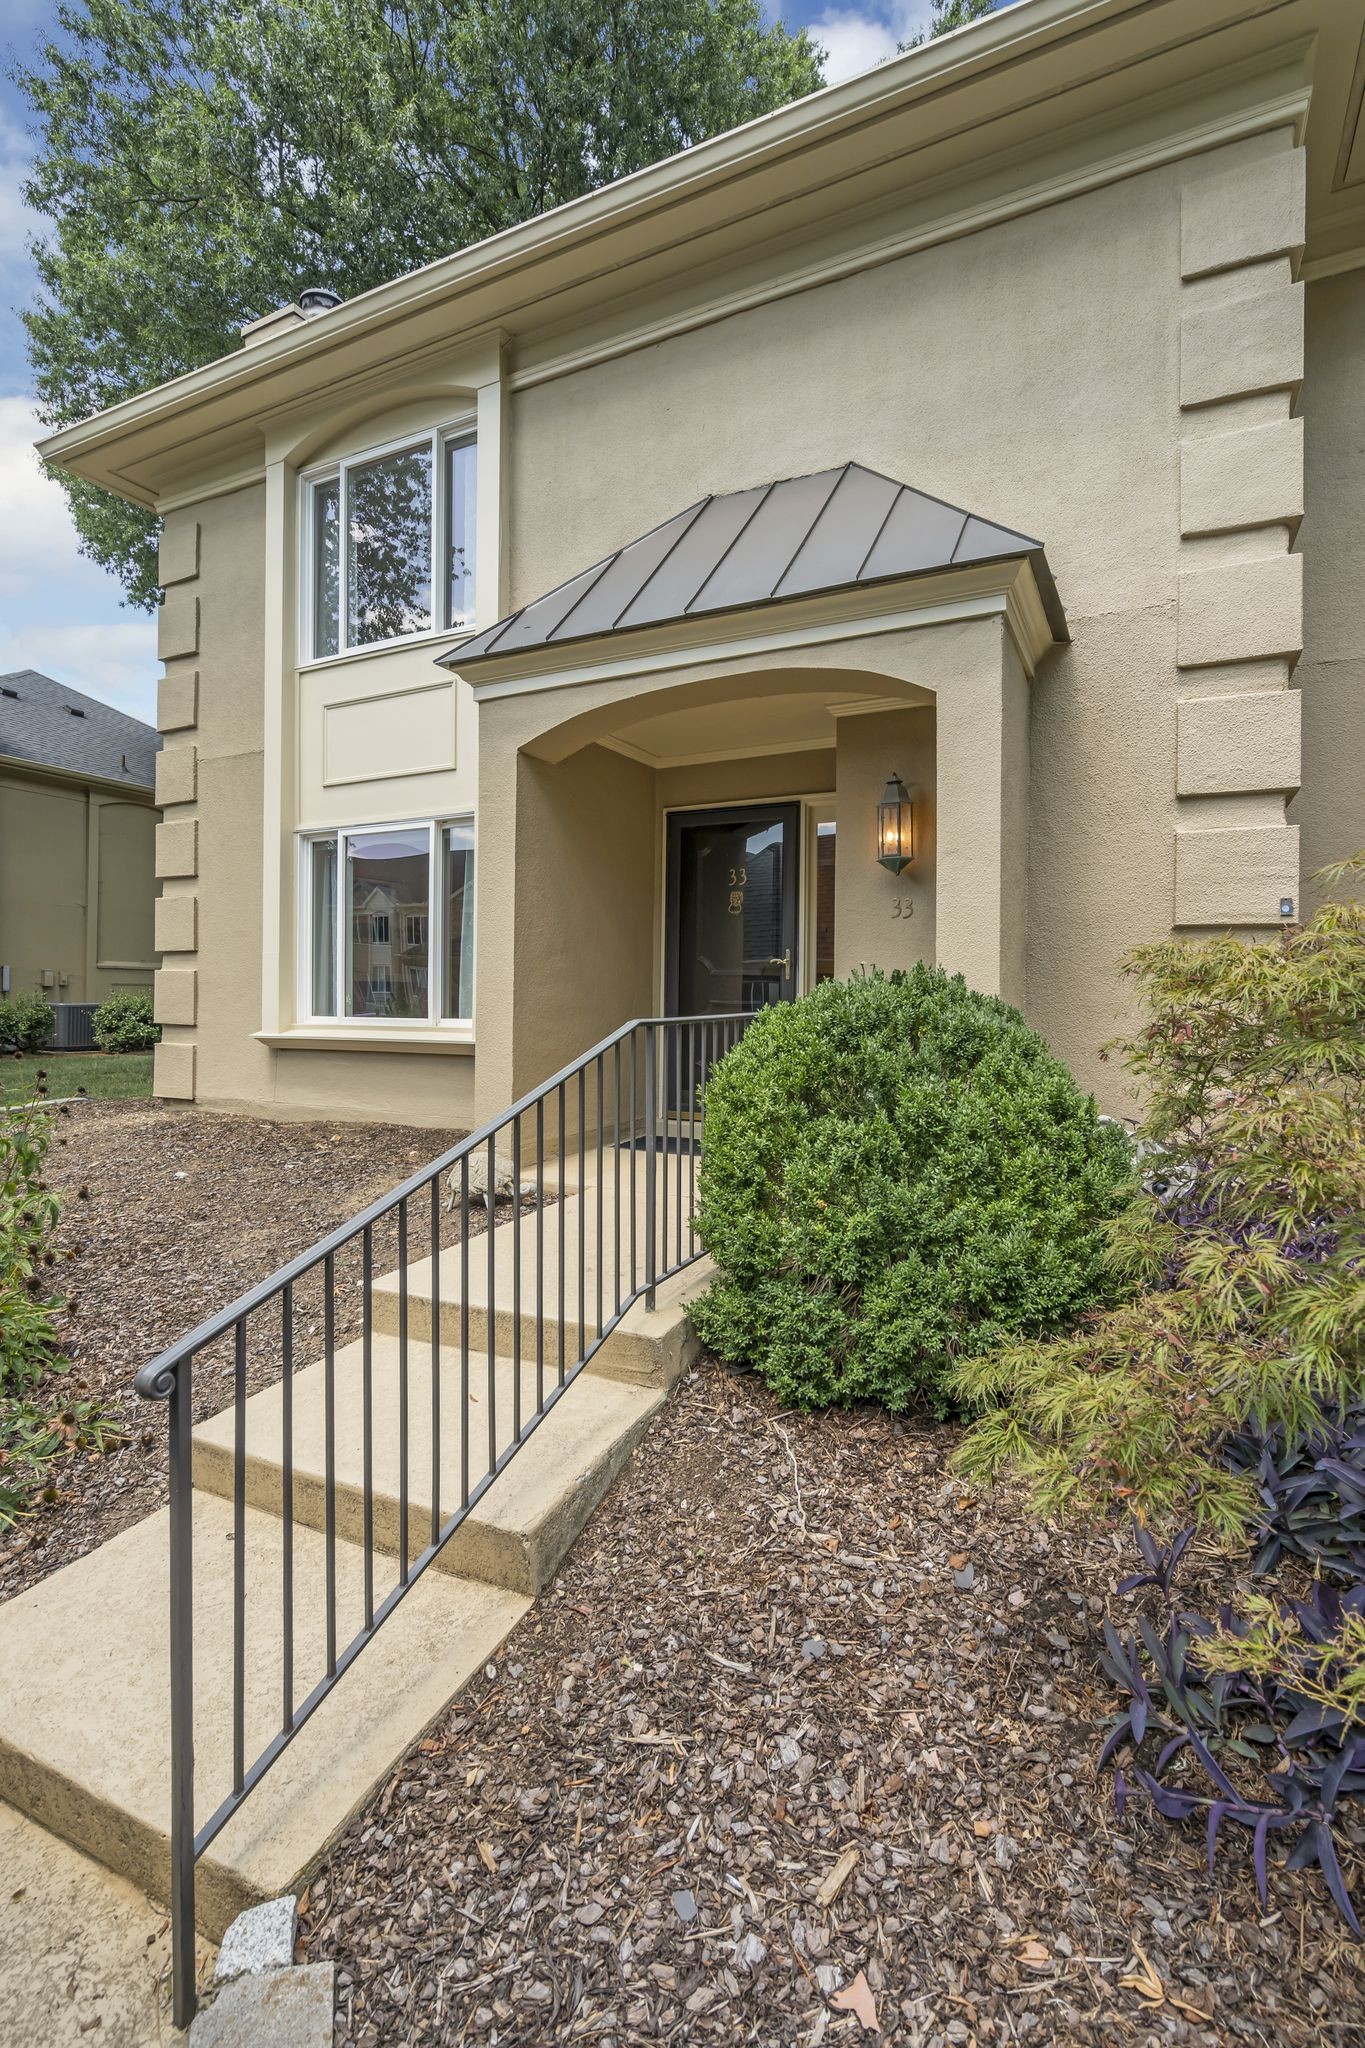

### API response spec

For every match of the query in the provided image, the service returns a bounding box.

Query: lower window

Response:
[302,818,475,1026]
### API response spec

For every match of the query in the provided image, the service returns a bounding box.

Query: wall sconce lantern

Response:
[876,773,914,873]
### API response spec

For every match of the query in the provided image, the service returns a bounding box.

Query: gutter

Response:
[0,750,157,801]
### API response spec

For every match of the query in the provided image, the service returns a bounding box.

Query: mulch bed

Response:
[0,1100,470,1602]
[300,1363,1365,2048]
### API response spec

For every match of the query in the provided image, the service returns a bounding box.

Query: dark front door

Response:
[665,804,800,1017]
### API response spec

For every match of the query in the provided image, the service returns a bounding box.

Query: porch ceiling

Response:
[602,680,931,767]
[442,464,1068,670]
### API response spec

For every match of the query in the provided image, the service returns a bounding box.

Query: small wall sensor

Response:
[1280,898,1295,919]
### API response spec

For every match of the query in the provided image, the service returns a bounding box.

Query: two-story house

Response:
[38,0,1365,1130]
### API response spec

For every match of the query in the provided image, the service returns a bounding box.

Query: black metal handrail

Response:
[136,1012,755,2025]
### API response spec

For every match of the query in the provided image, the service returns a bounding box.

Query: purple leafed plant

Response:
[1224,1411,1365,1581]
[1098,1523,1365,1932]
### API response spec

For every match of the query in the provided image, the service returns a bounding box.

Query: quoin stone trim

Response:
[1176,554,1304,669]
[154,893,198,954]
[158,516,200,587]
[155,817,198,879]
[154,968,198,1027]
[1179,417,1304,538]
[1173,136,1306,929]
[157,591,199,661]
[157,669,199,734]
[1179,281,1305,408]
[154,744,198,808]
[152,1040,196,1100]
[1174,825,1301,927]
[1176,692,1302,796]
[1179,148,1306,279]
[155,512,204,1103]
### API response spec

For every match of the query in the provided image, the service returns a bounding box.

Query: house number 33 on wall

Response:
[891,897,914,919]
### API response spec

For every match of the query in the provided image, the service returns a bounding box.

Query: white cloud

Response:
[806,1,937,84]
[0,393,159,723]
[0,619,159,722]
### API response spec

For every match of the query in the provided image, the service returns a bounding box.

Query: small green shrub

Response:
[690,966,1132,1413]
[0,1096,112,1526]
[92,988,158,1052]
[952,855,1365,1538]
[0,992,55,1054]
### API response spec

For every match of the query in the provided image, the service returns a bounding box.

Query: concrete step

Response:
[0,1497,528,1941]
[192,1332,667,1596]
[374,1153,711,1382]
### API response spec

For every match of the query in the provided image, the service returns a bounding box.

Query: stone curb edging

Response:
[190,1897,334,2046]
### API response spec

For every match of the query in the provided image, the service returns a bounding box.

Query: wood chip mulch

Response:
[300,1364,1365,2048]
[0,1099,469,1602]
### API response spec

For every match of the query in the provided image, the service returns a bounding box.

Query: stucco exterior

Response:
[0,764,157,1006]
[0,665,160,1007]
[39,0,1365,1126]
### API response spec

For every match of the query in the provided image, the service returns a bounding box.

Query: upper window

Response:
[303,427,477,661]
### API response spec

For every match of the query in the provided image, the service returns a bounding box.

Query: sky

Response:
[0,0,969,726]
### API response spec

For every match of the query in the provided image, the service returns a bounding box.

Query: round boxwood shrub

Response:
[92,989,159,1053]
[0,992,54,1054]
[690,966,1132,1413]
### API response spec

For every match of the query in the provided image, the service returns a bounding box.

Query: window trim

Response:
[297,815,475,1031]
[298,417,477,667]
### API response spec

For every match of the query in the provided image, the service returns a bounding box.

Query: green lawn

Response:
[0,1052,154,1105]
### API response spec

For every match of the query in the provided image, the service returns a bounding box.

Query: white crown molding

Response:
[1301,244,1365,281]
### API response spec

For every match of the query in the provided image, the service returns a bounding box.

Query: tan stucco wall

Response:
[502,127,1301,1099]
[473,617,1027,1109]
[157,112,1341,1124]
[1296,268,1365,905]
[0,766,155,1003]
[834,710,935,980]
[154,485,478,1127]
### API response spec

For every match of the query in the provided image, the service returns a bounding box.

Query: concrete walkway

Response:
[0,1801,210,2046]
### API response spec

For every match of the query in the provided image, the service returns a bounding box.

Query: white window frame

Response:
[297,816,476,1029]
[299,418,477,666]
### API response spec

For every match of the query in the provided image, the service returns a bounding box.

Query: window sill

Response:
[255,1028,475,1056]
[296,626,475,675]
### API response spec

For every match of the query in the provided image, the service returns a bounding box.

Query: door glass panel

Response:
[672,809,795,1016]
[346,827,430,1018]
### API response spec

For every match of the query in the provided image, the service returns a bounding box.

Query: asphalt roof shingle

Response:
[446,463,1067,666]
[0,670,159,789]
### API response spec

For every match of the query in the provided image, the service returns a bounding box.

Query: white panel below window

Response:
[323,681,457,787]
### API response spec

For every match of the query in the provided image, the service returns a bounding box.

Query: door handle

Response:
[766,950,792,977]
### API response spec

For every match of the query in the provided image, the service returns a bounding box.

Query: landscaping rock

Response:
[191,1962,334,2047]
[215,1894,298,1981]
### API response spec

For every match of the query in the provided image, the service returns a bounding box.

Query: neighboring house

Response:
[0,670,160,1005]
[36,0,1365,1127]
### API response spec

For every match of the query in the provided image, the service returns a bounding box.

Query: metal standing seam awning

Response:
[440,462,1068,670]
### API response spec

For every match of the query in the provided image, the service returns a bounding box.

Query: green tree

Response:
[900,0,1002,48]
[15,0,823,608]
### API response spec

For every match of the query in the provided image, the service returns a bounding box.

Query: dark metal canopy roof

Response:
[446,463,1066,667]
